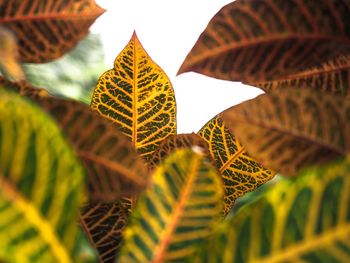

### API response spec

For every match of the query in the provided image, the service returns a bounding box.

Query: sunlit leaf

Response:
[0,26,25,80]
[118,150,223,263]
[91,32,176,161]
[0,89,85,261]
[198,116,275,215]
[220,88,350,176]
[249,55,350,97]
[80,202,129,263]
[0,0,105,63]
[148,133,210,169]
[193,157,350,263]
[178,0,350,82]
[0,78,150,202]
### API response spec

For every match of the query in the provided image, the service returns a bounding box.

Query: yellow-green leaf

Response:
[0,26,25,80]
[0,89,85,262]
[91,32,176,161]
[249,55,350,97]
[220,88,350,176]
[198,116,275,215]
[0,78,150,202]
[193,157,350,263]
[118,149,223,263]
[0,0,105,63]
[80,202,129,263]
[148,133,211,169]
[178,0,350,82]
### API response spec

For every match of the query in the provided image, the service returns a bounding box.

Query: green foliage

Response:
[0,0,349,262]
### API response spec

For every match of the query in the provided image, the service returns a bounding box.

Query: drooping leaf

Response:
[148,133,211,169]
[0,0,105,63]
[0,89,85,261]
[118,150,223,263]
[0,78,150,202]
[91,32,176,161]
[0,26,25,80]
[220,88,350,176]
[193,157,350,263]
[178,0,350,82]
[80,202,129,263]
[198,116,275,215]
[249,55,350,97]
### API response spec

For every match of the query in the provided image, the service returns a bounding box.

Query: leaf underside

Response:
[178,0,350,82]
[194,157,350,263]
[220,88,350,176]
[0,0,105,62]
[198,116,275,215]
[91,32,176,161]
[119,150,223,263]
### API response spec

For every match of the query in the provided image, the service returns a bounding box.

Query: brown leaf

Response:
[0,0,105,63]
[220,88,350,176]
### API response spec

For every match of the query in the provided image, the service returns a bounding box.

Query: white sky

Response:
[91,0,263,133]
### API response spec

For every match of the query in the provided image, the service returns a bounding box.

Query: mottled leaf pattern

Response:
[91,32,176,161]
[250,55,350,97]
[193,157,350,263]
[220,88,350,176]
[0,0,105,62]
[198,116,275,215]
[0,26,25,80]
[178,0,350,82]
[0,89,84,261]
[80,202,129,263]
[118,150,223,263]
[148,133,210,169]
[0,78,150,202]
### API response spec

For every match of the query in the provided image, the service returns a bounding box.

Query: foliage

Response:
[0,0,349,262]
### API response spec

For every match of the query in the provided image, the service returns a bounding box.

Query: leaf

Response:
[80,202,129,263]
[220,88,350,176]
[0,78,150,202]
[91,32,176,161]
[178,0,350,82]
[118,149,223,263]
[193,157,350,263]
[148,133,211,169]
[249,55,350,97]
[0,0,105,63]
[0,26,25,80]
[0,89,85,261]
[198,116,275,215]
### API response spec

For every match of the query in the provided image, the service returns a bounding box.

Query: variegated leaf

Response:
[148,133,210,169]
[80,202,129,263]
[0,78,149,202]
[249,55,350,97]
[178,0,350,82]
[118,150,223,263]
[193,157,350,263]
[0,89,85,261]
[220,88,350,176]
[91,32,176,161]
[198,116,275,215]
[0,0,105,62]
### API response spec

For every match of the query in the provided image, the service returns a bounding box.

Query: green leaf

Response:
[198,116,275,215]
[0,0,105,63]
[80,202,129,263]
[118,149,223,262]
[178,0,350,82]
[0,89,85,261]
[0,77,150,202]
[220,88,350,176]
[91,32,177,161]
[193,157,350,263]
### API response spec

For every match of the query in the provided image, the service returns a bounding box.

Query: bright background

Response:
[91,0,263,133]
